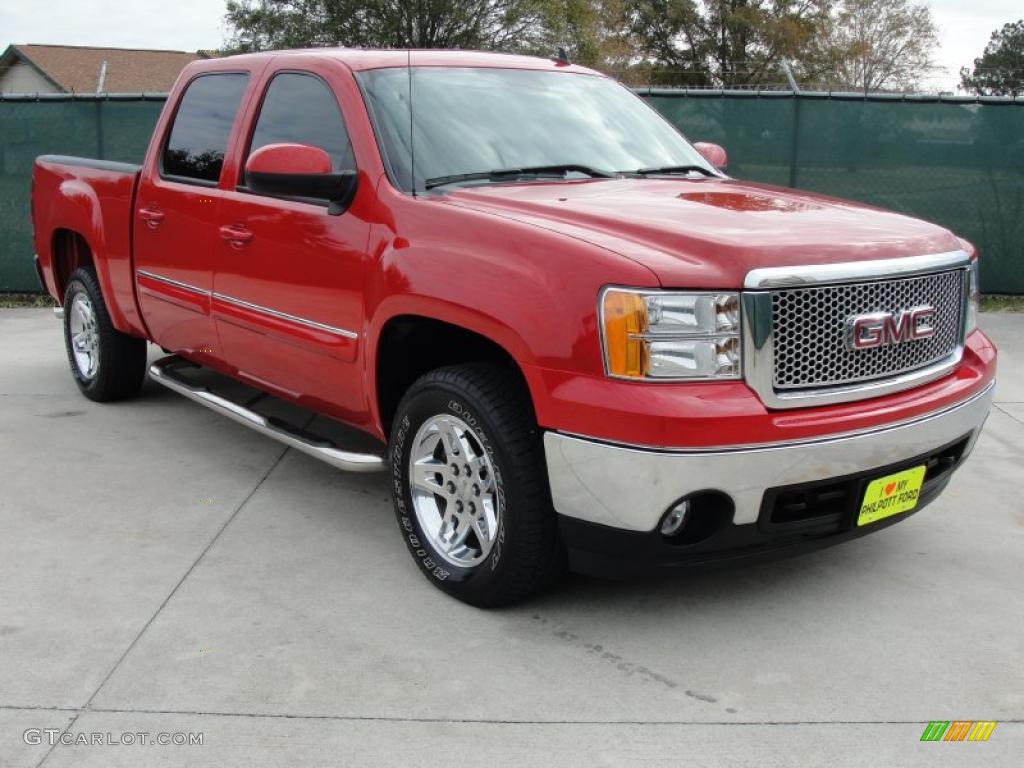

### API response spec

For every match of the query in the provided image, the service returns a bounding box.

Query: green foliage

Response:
[223,1,944,91]
[980,295,1024,312]
[537,1,835,86]
[0,294,55,308]
[223,1,839,86]
[223,0,551,52]
[960,20,1024,97]
[625,1,832,87]
[531,1,634,68]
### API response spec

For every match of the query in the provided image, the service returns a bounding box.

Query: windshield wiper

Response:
[424,164,615,190]
[631,165,716,177]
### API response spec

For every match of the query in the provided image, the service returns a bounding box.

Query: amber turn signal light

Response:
[602,291,647,377]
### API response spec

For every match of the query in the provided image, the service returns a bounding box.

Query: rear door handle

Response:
[219,225,254,248]
[138,207,165,229]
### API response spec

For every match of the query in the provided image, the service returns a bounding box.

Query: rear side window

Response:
[163,73,249,183]
[247,73,355,172]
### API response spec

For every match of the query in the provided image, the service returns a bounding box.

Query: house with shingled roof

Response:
[0,44,210,94]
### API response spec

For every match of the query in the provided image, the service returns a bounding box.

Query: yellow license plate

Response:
[857,465,927,527]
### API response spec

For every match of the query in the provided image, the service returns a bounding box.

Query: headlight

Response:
[966,260,979,335]
[601,289,742,380]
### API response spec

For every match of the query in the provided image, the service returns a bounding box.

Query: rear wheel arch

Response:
[374,314,539,438]
[50,229,95,300]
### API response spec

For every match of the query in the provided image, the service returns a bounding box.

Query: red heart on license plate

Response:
[884,482,897,496]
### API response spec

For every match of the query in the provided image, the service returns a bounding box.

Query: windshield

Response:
[357,66,714,193]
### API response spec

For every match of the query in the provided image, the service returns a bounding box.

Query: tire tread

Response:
[393,362,563,606]
[63,266,147,402]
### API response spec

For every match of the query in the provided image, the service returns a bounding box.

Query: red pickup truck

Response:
[32,49,996,606]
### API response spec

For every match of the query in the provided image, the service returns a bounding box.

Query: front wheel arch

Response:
[374,314,538,438]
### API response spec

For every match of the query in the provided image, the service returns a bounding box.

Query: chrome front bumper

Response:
[544,382,994,532]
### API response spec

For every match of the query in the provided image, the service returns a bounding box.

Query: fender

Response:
[366,294,545,439]
[41,168,147,337]
[360,183,660,440]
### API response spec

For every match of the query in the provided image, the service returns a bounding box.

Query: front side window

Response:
[358,67,713,193]
[163,73,249,183]
[247,72,355,173]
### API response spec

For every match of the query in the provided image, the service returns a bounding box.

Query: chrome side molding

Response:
[212,292,358,339]
[136,269,208,296]
[135,270,360,340]
[148,357,385,473]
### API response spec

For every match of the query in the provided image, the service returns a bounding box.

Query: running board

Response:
[149,357,386,473]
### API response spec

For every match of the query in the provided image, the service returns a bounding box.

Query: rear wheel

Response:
[389,363,563,606]
[63,267,147,402]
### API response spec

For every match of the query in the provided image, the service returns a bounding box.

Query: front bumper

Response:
[544,382,994,572]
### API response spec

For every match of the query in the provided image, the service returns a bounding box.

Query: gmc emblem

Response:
[847,306,936,350]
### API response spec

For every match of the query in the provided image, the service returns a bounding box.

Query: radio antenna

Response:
[407,48,416,197]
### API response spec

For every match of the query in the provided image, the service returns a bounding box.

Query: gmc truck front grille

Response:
[770,269,966,390]
[741,251,973,409]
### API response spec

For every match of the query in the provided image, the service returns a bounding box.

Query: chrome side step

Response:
[149,357,386,473]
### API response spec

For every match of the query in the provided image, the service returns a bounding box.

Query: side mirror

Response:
[245,143,358,215]
[694,142,728,172]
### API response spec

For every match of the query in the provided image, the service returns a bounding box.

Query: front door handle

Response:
[219,225,254,248]
[138,207,165,229]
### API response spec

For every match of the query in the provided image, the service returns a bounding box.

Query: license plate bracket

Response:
[857,465,927,527]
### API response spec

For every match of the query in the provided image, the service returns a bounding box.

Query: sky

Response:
[922,0,1021,90]
[0,0,1020,92]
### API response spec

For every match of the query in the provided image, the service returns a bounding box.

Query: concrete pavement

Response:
[1,308,1021,767]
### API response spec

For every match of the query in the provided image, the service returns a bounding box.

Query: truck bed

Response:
[32,154,146,336]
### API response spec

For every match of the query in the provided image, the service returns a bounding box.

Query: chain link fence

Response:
[1,90,1022,292]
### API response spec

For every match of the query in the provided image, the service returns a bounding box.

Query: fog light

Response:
[660,500,690,536]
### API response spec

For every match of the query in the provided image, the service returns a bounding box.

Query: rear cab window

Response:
[162,73,250,185]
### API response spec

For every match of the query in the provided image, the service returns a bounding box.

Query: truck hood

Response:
[442,178,962,288]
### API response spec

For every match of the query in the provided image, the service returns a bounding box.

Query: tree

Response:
[622,1,834,88]
[533,0,634,70]
[812,0,938,92]
[223,1,836,87]
[223,0,550,52]
[960,20,1024,97]
[222,0,944,92]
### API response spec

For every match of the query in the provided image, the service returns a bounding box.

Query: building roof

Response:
[0,44,207,93]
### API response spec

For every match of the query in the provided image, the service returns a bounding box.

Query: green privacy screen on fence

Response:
[646,90,1024,294]
[0,90,1021,292]
[0,96,165,292]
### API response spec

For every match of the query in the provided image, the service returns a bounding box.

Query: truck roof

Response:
[215,48,603,76]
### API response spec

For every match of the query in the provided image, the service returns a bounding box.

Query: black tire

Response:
[389,363,563,607]
[62,267,147,402]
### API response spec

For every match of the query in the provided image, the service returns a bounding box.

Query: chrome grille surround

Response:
[772,270,965,389]
[742,251,972,409]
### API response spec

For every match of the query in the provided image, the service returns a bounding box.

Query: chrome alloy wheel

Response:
[409,414,500,568]
[69,293,100,380]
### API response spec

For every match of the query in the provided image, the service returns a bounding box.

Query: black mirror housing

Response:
[246,170,359,216]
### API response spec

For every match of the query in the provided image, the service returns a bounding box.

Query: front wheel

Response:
[389,363,563,606]
[62,267,147,402]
